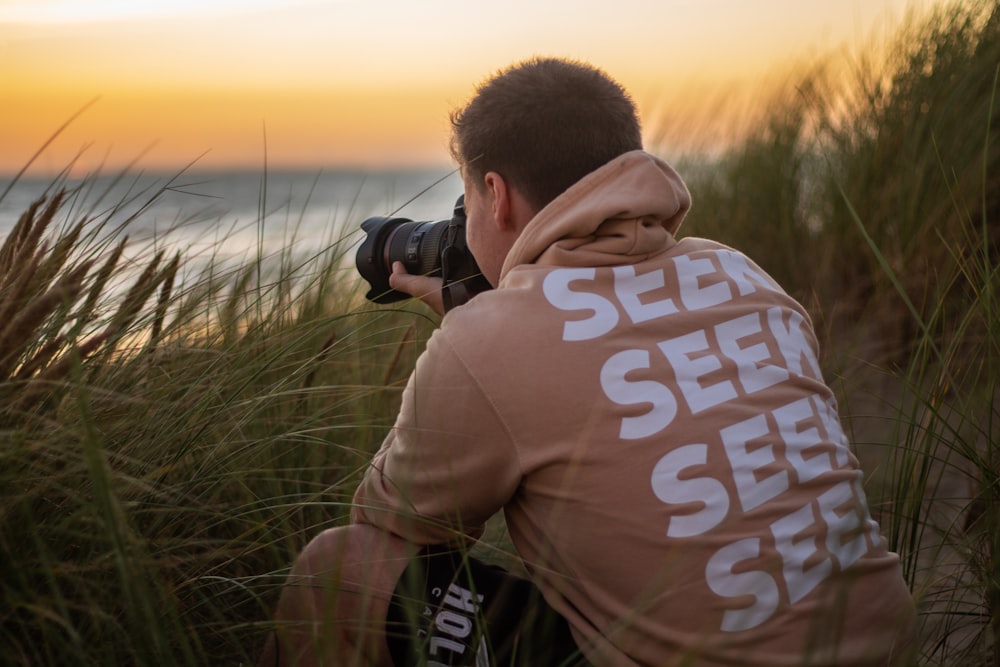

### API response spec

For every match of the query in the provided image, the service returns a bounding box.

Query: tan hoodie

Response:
[353,151,916,666]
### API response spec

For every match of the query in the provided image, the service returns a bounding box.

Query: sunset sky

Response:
[2,0,932,176]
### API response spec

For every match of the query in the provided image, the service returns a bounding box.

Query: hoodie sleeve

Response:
[351,326,522,545]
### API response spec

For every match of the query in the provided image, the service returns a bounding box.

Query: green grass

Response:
[673,1,999,663]
[0,175,441,664]
[1,0,998,664]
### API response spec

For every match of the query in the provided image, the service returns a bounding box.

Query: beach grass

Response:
[674,1,999,663]
[0,177,440,663]
[1,0,998,664]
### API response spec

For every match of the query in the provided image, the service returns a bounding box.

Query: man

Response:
[262,57,916,666]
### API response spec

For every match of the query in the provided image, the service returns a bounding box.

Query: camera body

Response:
[355,196,492,312]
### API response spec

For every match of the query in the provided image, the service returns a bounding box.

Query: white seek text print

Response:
[542,251,879,632]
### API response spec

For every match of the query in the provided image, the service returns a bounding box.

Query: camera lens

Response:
[356,195,490,309]
[383,219,449,278]
[356,215,449,304]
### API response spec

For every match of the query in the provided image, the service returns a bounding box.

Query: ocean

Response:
[0,167,464,267]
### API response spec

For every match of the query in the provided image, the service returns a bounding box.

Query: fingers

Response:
[388,262,446,316]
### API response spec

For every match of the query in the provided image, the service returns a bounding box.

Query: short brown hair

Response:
[450,57,642,211]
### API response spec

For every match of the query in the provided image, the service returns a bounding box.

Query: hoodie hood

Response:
[500,150,691,281]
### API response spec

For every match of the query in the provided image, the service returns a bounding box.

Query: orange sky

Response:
[2,0,931,176]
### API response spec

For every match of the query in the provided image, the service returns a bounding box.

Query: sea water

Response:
[0,167,464,265]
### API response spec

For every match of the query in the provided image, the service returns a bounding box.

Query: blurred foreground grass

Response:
[1,1,998,664]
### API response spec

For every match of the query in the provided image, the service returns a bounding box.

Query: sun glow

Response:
[0,0,338,23]
[2,0,930,176]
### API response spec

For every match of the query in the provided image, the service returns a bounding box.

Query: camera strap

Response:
[440,222,464,313]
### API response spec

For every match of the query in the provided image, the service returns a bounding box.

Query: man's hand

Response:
[388,262,446,316]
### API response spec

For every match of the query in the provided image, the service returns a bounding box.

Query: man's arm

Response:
[351,326,521,545]
[388,261,446,317]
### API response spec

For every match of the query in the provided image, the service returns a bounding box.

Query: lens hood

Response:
[356,215,410,303]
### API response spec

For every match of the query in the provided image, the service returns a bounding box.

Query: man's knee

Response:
[290,523,417,592]
[268,523,418,667]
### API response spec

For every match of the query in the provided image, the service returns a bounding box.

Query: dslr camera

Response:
[355,196,492,312]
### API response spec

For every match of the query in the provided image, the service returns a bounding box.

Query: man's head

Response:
[450,57,643,213]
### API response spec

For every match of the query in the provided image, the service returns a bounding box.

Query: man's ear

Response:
[483,171,514,231]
